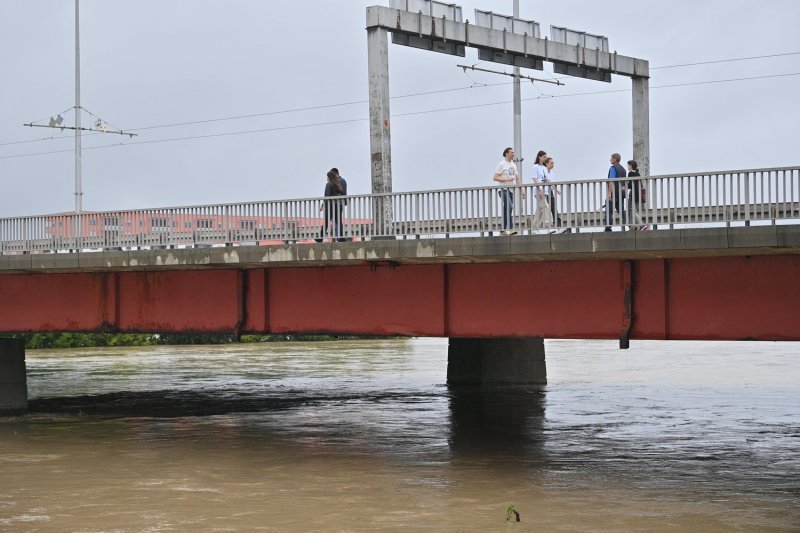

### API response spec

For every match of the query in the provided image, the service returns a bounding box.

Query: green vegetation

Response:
[506,504,520,522]
[19,332,371,350]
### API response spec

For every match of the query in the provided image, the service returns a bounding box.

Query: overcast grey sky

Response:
[1,0,798,217]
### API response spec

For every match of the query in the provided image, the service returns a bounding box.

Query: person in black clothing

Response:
[605,153,627,232]
[329,168,348,241]
[626,160,647,230]
[316,171,346,242]
[330,168,347,197]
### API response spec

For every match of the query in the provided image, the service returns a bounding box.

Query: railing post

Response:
[745,172,751,226]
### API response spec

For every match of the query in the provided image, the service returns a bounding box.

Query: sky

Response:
[0,0,798,217]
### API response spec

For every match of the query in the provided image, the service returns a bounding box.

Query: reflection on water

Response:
[448,387,546,459]
[0,338,798,531]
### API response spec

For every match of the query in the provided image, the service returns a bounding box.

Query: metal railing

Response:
[1,166,798,254]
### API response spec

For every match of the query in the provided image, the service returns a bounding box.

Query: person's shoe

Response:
[500,230,509,236]
[314,238,323,243]
[605,228,612,232]
[508,230,518,235]
[641,225,649,231]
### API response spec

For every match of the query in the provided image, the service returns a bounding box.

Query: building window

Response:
[104,217,121,232]
[151,218,170,233]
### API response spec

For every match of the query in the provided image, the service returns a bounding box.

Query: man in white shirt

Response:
[492,147,524,235]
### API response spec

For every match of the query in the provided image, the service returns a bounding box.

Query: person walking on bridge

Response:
[493,147,524,235]
[543,157,566,232]
[316,171,346,242]
[330,168,348,240]
[605,153,627,232]
[330,168,347,198]
[626,160,648,231]
[532,163,554,231]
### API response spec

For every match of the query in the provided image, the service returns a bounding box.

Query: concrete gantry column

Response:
[632,75,650,177]
[447,337,547,386]
[0,338,28,415]
[367,26,393,234]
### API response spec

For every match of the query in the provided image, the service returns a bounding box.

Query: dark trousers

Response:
[549,191,561,227]
[605,196,627,230]
[321,203,344,241]
[498,189,514,230]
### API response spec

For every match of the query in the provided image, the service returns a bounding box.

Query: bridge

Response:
[1,166,799,414]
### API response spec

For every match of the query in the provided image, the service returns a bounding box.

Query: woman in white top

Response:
[532,150,548,184]
[543,157,564,230]
[532,152,554,230]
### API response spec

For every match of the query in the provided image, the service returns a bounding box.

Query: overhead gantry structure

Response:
[366,3,651,215]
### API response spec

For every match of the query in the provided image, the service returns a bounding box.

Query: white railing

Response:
[1,166,798,254]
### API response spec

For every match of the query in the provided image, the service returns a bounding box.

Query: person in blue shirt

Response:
[605,153,627,232]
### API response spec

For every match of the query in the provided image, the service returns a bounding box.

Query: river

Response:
[1,338,798,531]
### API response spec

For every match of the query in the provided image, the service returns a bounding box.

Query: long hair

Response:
[327,170,343,194]
[536,150,547,165]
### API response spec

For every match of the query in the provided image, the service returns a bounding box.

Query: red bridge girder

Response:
[0,256,798,341]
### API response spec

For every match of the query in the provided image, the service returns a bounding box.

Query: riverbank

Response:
[17,333,370,350]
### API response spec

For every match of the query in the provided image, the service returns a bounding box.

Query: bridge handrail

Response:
[1,165,798,253]
[2,165,798,217]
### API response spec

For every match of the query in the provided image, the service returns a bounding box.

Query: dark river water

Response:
[1,338,798,531]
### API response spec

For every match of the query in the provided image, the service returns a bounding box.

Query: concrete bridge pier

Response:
[447,337,547,386]
[0,338,28,415]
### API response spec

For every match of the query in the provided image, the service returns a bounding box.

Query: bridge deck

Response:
[1,224,797,273]
[1,225,798,342]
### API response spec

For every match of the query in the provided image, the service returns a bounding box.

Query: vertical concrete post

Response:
[0,338,28,415]
[632,76,650,177]
[447,337,547,385]
[367,26,393,234]
[512,0,523,184]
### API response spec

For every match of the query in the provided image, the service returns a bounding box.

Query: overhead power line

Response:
[3,50,798,149]
[1,71,798,161]
[652,51,800,70]
[3,52,798,147]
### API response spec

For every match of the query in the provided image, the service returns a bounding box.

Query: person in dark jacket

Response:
[605,153,627,232]
[316,171,346,242]
[330,168,347,198]
[627,160,647,230]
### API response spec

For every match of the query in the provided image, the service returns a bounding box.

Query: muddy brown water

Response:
[1,338,798,531]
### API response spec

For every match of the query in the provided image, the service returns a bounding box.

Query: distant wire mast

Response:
[24,107,137,138]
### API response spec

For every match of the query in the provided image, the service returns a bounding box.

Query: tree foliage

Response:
[18,333,371,349]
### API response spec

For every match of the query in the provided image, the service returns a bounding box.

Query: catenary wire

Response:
[3,51,798,148]
[1,71,798,161]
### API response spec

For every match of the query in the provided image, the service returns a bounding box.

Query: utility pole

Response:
[27,0,135,213]
[512,0,522,179]
[74,0,82,213]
